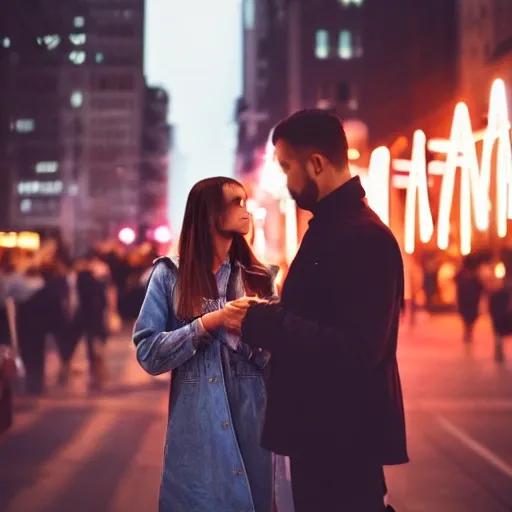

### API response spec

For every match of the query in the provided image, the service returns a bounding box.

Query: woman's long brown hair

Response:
[175,177,273,319]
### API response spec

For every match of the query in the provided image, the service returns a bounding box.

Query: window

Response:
[337,82,351,102]
[337,82,358,110]
[17,180,63,196]
[70,90,84,108]
[315,30,329,59]
[38,34,61,50]
[69,51,86,65]
[20,199,32,213]
[244,0,255,29]
[354,32,363,57]
[338,30,353,59]
[2,37,10,48]
[35,161,58,174]
[339,0,364,6]
[15,119,35,133]
[95,52,104,63]
[74,16,85,28]
[69,33,86,45]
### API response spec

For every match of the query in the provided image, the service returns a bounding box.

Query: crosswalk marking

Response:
[108,417,166,511]
[0,408,42,441]
[408,399,512,412]
[6,411,118,512]
[436,415,512,481]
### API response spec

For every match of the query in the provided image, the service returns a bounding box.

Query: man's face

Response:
[275,140,319,212]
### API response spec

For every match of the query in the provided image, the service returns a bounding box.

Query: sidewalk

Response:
[386,312,512,511]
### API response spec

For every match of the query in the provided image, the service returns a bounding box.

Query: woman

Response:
[133,177,291,512]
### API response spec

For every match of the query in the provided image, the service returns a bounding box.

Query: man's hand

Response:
[224,297,267,335]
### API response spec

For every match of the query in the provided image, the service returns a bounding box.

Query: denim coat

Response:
[133,257,294,512]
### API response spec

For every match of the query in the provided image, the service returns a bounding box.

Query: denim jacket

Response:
[133,257,294,512]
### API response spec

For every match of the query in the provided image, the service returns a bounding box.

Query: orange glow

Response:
[348,148,360,160]
[0,231,40,250]
[259,79,512,258]
[495,261,506,279]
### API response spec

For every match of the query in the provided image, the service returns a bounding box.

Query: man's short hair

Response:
[271,109,349,168]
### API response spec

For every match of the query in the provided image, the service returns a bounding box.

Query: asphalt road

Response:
[1,314,511,512]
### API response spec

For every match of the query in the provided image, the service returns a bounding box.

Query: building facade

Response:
[139,86,171,236]
[458,0,512,124]
[1,0,144,253]
[239,0,460,164]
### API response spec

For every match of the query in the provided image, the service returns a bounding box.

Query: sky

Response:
[144,0,243,237]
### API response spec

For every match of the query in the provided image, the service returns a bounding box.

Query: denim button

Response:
[222,422,229,429]
[208,377,218,383]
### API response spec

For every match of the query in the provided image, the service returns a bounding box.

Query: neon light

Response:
[404,130,434,254]
[261,79,512,256]
[479,79,512,237]
[436,102,485,254]
[366,146,390,225]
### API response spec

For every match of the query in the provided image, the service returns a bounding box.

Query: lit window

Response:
[338,30,353,59]
[70,91,84,108]
[74,16,85,28]
[15,119,35,133]
[69,33,86,45]
[315,30,329,59]
[69,51,86,65]
[20,199,32,213]
[244,0,255,29]
[354,32,363,57]
[2,38,10,48]
[17,180,63,196]
[41,34,61,50]
[95,52,104,63]
[339,0,364,6]
[35,161,59,174]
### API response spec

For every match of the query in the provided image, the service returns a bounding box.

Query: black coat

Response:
[242,177,408,465]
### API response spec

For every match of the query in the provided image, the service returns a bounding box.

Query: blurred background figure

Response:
[488,269,512,363]
[454,256,484,344]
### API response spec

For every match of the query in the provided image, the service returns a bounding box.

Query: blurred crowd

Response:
[454,255,512,362]
[0,238,160,396]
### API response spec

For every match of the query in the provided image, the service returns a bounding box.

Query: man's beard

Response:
[288,175,319,212]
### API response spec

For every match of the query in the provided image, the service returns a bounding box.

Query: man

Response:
[230,110,408,511]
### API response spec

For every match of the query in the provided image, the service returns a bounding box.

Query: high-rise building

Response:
[458,0,512,124]
[1,0,144,252]
[239,0,459,164]
[140,86,171,234]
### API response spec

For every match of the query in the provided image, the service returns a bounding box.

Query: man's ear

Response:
[310,153,324,175]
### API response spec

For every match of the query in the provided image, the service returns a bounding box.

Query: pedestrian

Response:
[75,253,111,390]
[454,256,483,344]
[230,110,408,511]
[133,177,293,512]
[0,345,16,436]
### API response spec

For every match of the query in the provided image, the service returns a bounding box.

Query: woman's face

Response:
[217,184,250,236]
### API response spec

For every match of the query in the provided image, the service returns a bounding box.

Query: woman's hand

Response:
[201,297,267,335]
[223,297,267,335]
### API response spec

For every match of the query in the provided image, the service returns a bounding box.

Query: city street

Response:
[1,315,512,512]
